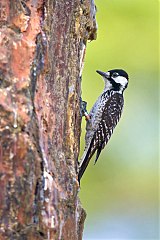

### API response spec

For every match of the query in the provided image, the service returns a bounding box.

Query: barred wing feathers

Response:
[78,93,124,181]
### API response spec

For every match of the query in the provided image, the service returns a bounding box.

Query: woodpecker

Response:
[78,69,129,181]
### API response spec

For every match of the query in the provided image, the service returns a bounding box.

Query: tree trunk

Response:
[0,0,96,239]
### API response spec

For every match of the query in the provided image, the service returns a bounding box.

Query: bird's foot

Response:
[80,97,90,121]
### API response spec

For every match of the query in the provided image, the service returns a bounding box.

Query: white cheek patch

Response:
[113,76,128,87]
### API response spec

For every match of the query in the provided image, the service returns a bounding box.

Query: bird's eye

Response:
[112,72,119,78]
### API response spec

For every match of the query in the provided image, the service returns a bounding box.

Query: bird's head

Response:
[96,69,129,93]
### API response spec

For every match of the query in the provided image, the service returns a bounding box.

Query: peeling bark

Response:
[0,0,97,239]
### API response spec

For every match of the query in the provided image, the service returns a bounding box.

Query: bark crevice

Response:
[0,0,97,239]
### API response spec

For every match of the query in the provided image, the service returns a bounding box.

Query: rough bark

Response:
[0,0,97,239]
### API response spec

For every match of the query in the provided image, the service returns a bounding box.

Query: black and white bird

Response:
[78,69,129,181]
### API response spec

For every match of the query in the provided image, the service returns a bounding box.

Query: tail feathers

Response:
[78,143,94,182]
[78,142,105,182]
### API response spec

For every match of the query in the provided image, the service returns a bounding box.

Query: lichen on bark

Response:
[0,0,97,239]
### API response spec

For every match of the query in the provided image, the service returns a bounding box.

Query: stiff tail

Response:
[78,139,95,182]
[78,151,91,182]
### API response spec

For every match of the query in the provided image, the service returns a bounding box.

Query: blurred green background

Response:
[79,0,159,239]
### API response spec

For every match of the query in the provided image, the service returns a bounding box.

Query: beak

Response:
[96,70,110,79]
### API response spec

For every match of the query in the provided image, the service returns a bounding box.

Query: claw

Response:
[80,98,90,120]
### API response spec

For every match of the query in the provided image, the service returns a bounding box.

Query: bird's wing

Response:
[78,93,124,181]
